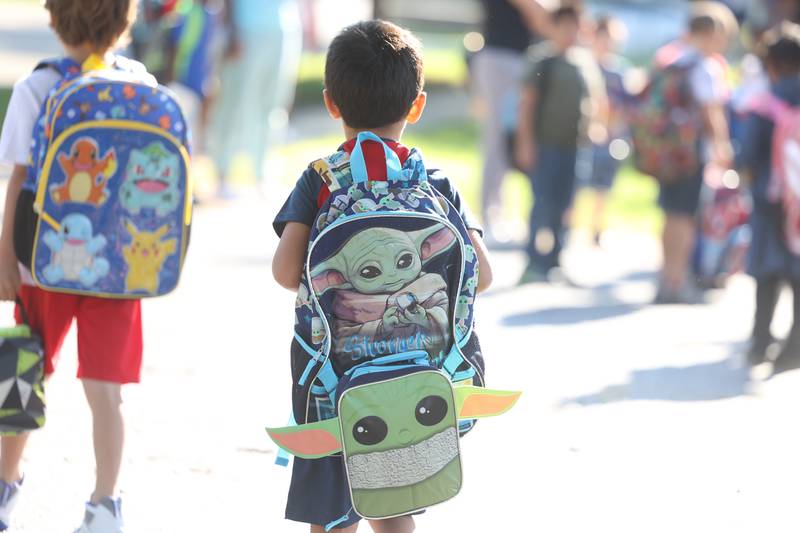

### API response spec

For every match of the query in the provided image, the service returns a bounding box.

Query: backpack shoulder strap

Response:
[33,57,80,78]
[311,150,352,195]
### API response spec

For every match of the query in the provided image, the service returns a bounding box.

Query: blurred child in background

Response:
[738,23,800,372]
[586,15,631,245]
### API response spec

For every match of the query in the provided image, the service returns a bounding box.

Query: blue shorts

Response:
[285,456,358,528]
[588,143,620,191]
[658,169,704,216]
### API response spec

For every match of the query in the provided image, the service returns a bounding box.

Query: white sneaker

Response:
[75,497,124,533]
[0,477,23,531]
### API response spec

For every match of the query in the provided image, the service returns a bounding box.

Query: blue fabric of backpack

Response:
[25,54,192,298]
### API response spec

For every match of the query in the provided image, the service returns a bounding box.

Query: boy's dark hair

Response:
[45,0,135,50]
[325,20,424,130]
[552,6,580,25]
[761,22,800,73]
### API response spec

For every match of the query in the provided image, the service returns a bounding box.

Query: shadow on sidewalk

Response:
[560,357,751,405]
[502,302,644,327]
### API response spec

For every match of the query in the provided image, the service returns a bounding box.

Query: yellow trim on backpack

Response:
[31,119,192,299]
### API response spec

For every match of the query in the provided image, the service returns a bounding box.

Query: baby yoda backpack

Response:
[290,132,485,428]
[271,132,519,527]
[20,54,191,298]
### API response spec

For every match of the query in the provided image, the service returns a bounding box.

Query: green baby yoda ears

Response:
[266,386,521,459]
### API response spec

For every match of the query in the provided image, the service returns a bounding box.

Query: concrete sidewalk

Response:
[0,183,796,532]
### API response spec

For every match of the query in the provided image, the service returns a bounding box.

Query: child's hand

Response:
[382,306,400,332]
[399,305,428,327]
[0,249,21,301]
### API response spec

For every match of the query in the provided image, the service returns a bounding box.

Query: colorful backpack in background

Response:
[747,93,800,255]
[693,166,751,289]
[629,58,702,183]
[269,133,520,526]
[25,54,192,298]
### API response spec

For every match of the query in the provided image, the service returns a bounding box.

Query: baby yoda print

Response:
[311,224,458,364]
[41,214,109,287]
[122,221,178,294]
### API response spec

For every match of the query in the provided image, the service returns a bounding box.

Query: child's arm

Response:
[701,102,733,168]
[515,84,538,172]
[0,165,26,300]
[469,229,493,293]
[272,221,311,291]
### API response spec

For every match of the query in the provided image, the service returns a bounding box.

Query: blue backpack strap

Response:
[349,131,402,184]
[325,507,353,531]
[442,345,476,382]
[274,411,297,467]
[34,57,80,78]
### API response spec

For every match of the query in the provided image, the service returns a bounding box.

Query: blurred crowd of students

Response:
[127,0,302,196]
[472,0,800,373]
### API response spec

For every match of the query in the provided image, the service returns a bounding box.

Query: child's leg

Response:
[368,516,415,533]
[0,434,29,483]
[82,380,124,502]
[752,276,780,342]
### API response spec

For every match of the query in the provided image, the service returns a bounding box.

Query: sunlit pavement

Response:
[0,181,795,532]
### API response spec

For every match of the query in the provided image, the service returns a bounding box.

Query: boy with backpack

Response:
[515,5,606,282]
[739,22,800,372]
[0,0,191,530]
[272,20,494,532]
[637,5,735,304]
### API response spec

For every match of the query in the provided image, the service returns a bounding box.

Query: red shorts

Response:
[15,285,143,384]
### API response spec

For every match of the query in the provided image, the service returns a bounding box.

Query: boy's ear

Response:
[455,386,521,419]
[266,417,342,459]
[323,89,342,120]
[406,92,427,125]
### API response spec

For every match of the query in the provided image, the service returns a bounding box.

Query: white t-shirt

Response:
[0,68,62,167]
[0,67,61,285]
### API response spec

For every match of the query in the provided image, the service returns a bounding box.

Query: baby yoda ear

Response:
[266,417,342,459]
[310,254,351,294]
[454,387,521,419]
[413,224,457,262]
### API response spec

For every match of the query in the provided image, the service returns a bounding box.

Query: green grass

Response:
[273,119,662,235]
[0,87,11,130]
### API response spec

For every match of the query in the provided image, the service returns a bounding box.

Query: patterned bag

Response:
[0,301,45,435]
[629,60,702,183]
[24,54,192,298]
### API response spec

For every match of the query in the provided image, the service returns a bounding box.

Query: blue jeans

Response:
[526,144,578,270]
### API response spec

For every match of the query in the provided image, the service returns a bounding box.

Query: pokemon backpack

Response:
[747,93,800,255]
[20,54,191,298]
[629,57,702,183]
[268,132,521,527]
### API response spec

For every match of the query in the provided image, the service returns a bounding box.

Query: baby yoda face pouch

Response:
[25,56,192,298]
[268,352,521,523]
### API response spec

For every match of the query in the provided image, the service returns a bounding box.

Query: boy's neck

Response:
[64,44,112,66]
[342,121,407,144]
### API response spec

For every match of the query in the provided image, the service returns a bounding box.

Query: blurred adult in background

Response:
[472,0,550,243]
[208,0,302,196]
[586,15,631,246]
[515,6,605,283]
[653,4,736,304]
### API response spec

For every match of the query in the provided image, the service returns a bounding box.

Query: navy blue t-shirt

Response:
[273,165,483,238]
